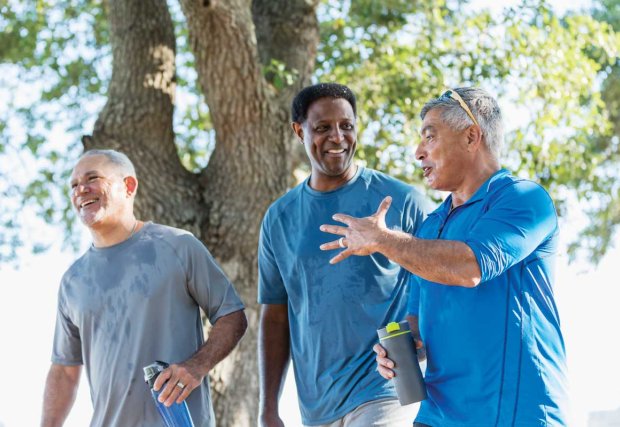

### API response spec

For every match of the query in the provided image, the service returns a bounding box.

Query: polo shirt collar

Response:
[439,168,511,214]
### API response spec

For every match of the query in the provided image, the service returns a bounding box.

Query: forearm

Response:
[258,305,291,415]
[187,309,247,376]
[41,364,81,427]
[379,229,481,286]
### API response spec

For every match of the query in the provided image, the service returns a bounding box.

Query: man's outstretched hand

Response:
[320,196,392,264]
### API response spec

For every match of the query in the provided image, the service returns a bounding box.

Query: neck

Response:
[310,164,358,192]
[451,160,500,208]
[90,217,140,248]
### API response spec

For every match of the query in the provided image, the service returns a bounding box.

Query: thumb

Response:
[375,196,392,220]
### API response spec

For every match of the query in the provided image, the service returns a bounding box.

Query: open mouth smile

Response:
[79,198,99,209]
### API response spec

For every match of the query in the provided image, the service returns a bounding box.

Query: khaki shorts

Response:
[304,397,419,427]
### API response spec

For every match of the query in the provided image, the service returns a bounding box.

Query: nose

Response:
[415,143,425,161]
[329,127,344,144]
[73,182,90,196]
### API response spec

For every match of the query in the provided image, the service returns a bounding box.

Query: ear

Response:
[466,125,483,151]
[291,122,304,144]
[124,176,138,197]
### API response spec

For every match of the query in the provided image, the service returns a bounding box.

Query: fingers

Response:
[329,249,352,265]
[331,213,354,225]
[153,368,171,392]
[374,345,395,379]
[319,239,344,251]
[319,224,347,236]
[373,343,386,357]
[160,380,186,407]
[156,364,200,407]
[375,196,392,218]
[175,383,192,404]
[377,364,395,380]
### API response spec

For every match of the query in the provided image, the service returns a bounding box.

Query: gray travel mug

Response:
[377,320,427,405]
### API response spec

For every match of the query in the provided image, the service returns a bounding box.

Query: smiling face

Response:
[69,154,134,229]
[293,97,357,191]
[415,108,473,192]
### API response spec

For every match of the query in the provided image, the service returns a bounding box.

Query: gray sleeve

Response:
[181,235,245,324]
[51,293,83,365]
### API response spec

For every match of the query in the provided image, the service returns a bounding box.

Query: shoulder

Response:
[262,181,305,226]
[142,222,205,254]
[486,173,557,222]
[361,168,430,209]
[360,168,412,193]
[489,173,554,205]
[60,251,90,287]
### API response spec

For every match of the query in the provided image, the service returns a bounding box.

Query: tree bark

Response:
[85,0,204,235]
[177,1,319,424]
[85,0,319,425]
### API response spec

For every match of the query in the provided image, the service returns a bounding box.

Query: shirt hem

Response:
[415,416,549,427]
[51,357,83,366]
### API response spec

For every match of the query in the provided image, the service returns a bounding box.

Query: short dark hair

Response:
[291,83,357,123]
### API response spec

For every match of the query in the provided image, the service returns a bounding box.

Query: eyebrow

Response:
[70,170,100,184]
[420,124,435,135]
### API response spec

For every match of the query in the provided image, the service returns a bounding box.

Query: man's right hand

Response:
[374,337,426,380]
[259,412,285,427]
[373,343,396,380]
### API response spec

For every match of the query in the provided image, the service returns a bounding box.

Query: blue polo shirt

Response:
[258,167,430,425]
[409,169,569,427]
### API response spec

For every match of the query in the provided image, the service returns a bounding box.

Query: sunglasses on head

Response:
[440,89,479,127]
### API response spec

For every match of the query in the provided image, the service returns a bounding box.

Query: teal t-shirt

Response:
[258,166,430,425]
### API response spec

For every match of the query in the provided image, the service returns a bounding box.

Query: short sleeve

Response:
[183,235,245,324]
[257,213,288,304]
[407,274,421,316]
[402,189,433,236]
[465,182,557,283]
[51,293,83,365]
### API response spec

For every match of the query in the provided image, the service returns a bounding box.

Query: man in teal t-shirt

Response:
[257,83,430,427]
[321,87,569,426]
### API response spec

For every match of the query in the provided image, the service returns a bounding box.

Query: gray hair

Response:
[80,149,136,178]
[420,87,504,158]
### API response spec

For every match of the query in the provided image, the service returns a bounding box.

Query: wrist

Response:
[374,227,397,253]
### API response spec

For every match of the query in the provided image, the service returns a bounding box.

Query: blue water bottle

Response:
[143,361,196,427]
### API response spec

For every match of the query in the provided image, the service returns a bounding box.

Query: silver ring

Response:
[176,381,185,389]
[338,237,346,248]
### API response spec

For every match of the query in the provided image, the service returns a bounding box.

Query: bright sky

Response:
[1,0,617,426]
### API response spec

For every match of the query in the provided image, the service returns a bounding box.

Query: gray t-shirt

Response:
[52,222,244,427]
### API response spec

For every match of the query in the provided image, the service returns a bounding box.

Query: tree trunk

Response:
[84,0,319,425]
[177,1,320,424]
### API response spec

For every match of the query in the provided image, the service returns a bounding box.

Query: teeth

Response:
[327,149,345,154]
[80,199,97,208]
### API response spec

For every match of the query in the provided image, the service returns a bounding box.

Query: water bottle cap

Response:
[143,361,169,387]
[386,322,401,333]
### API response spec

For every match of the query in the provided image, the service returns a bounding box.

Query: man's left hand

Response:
[320,196,392,264]
[153,360,205,407]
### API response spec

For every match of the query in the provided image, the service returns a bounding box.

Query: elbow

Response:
[238,310,249,337]
[465,257,482,287]
[463,275,481,288]
[459,262,482,287]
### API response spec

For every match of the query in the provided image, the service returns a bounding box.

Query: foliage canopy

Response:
[1,0,619,264]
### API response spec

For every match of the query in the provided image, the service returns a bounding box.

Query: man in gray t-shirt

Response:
[42,149,247,427]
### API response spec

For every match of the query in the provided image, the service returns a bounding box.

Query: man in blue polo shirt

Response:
[258,83,430,427]
[320,87,569,426]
